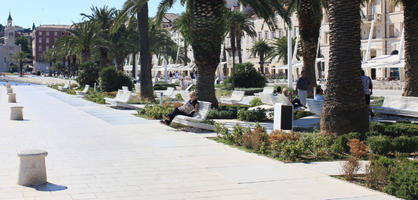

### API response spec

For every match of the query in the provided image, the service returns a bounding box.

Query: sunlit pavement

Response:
[0,84,398,200]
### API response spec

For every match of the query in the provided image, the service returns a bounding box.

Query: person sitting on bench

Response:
[162,91,200,125]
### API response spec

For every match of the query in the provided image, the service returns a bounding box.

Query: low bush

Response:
[214,123,234,143]
[249,98,263,107]
[301,134,335,160]
[366,136,393,155]
[226,63,266,88]
[242,124,269,153]
[370,122,418,138]
[137,104,173,119]
[154,82,178,90]
[77,62,100,86]
[294,110,314,120]
[207,109,236,119]
[99,67,133,92]
[271,140,304,161]
[385,160,418,200]
[85,90,108,104]
[365,155,397,191]
[330,135,350,156]
[392,136,418,153]
[347,139,369,158]
[237,109,266,122]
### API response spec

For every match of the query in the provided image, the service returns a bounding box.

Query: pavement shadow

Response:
[32,182,68,192]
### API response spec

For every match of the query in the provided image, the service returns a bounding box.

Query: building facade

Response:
[0,13,21,72]
[32,25,71,72]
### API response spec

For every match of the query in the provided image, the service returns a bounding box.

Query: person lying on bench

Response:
[162,91,199,125]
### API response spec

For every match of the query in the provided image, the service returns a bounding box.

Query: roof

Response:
[162,13,179,23]
[8,12,12,21]
[35,25,72,30]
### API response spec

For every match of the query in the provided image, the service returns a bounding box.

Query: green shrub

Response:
[294,110,314,120]
[175,93,183,101]
[207,109,236,119]
[232,123,244,145]
[271,140,304,161]
[366,155,397,191]
[214,123,233,143]
[366,136,393,155]
[392,136,418,153]
[249,98,263,107]
[226,63,266,88]
[76,62,100,86]
[85,90,108,104]
[370,122,418,138]
[385,160,418,200]
[154,82,178,90]
[236,88,264,95]
[237,109,266,122]
[99,67,133,92]
[137,104,173,119]
[347,132,362,140]
[330,135,350,156]
[301,134,335,160]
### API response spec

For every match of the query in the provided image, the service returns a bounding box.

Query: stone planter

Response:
[7,88,13,94]
[17,150,48,186]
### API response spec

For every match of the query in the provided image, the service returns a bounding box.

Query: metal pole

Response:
[287,28,293,89]
[160,92,163,105]
[164,59,168,82]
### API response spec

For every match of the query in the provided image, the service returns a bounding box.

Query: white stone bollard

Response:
[17,150,48,186]
[7,88,13,94]
[10,106,23,120]
[8,93,16,103]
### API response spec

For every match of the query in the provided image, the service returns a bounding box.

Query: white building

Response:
[0,13,21,72]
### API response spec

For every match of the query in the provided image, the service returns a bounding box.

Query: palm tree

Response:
[12,51,29,77]
[115,0,153,100]
[172,12,191,66]
[55,36,80,76]
[81,6,116,67]
[42,48,58,75]
[157,0,281,106]
[320,0,369,135]
[251,40,273,75]
[68,21,103,63]
[285,0,326,97]
[393,0,418,96]
[268,37,301,64]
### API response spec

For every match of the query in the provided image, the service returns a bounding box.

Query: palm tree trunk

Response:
[320,0,368,135]
[184,40,188,66]
[298,0,320,98]
[402,0,418,96]
[19,60,23,77]
[100,48,108,67]
[260,54,264,74]
[132,53,136,78]
[237,34,243,63]
[190,0,225,107]
[230,30,236,88]
[137,3,154,100]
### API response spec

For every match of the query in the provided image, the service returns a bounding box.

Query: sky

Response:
[0,0,185,28]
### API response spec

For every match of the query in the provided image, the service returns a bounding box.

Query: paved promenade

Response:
[0,84,398,200]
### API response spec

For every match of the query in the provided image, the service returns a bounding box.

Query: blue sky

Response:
[0,0,185,28]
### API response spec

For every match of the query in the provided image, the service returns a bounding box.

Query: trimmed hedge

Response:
[154,82,179,90]
[237,109,266,122]
[369,122,418,137]
[366,136,393,155]
[385,160,418,200]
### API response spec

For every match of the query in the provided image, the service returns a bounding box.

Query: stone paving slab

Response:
[0,84,399,200]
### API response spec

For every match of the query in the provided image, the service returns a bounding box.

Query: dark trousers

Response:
[166,108,194,124]
[292,98,303,108]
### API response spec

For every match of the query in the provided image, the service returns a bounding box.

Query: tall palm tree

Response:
[55,36,80,76]
[320,0,369,135]
[158,0,282,106]
[42,48,58,75]
[286,0,326,97]
[393,0,418,96]
[226,10,256,64]
[12,51,29,77]
[268,37,301,64]
[115,0,153,100]
[81,6,116,67]
[68,21,103,63]
[251,40,272,75]
[172,12,191,66]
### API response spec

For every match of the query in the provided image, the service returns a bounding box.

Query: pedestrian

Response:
[361,70,374,116]
[296,70,310,106]
[162,91,199,125]
[314,87,324,101]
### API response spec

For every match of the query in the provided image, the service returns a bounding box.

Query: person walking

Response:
[296,70,310,106]
[361,70,374,116]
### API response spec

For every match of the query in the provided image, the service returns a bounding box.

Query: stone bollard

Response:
[8,93,16,103]
[7,88,13,94]
[17,150,48,186]
[10,106,23,120]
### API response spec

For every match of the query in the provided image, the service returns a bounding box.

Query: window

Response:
[38,46,42,51]
[278,29,283,38]
[265,31,268,40]
[38,38,42,43]
[372,26,376,39]
[46,38,49,43]
[46,31,50,36]
[39,31,42,36]
[258,32,262,40]
[388,1,394,13]
[389,24,395,37]
[54,32,57,36]
[252,36,256,42]
[293,26,298,37]
[271,31,275,39]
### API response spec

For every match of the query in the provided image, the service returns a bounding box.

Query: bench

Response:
[172,101,213,130]
[255,87,275,96]
[220,90,245,104]
[76,85,89,96]
[372,96,418,118]
[58,81,70,91]
[306,99,323,115]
